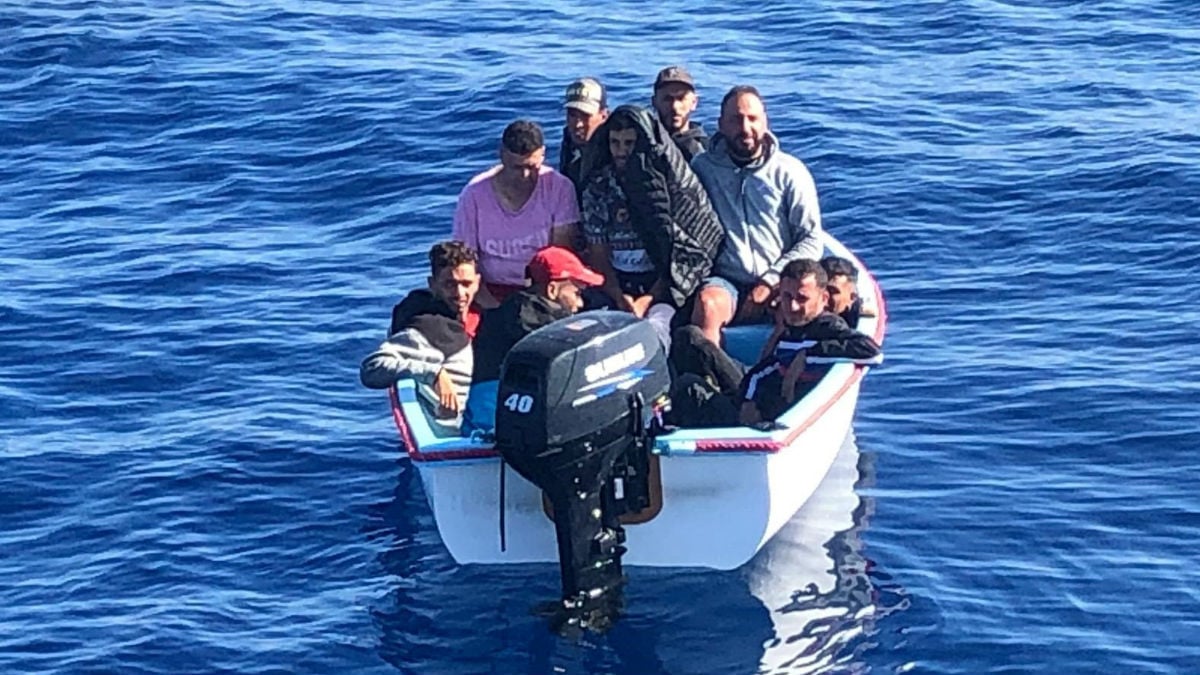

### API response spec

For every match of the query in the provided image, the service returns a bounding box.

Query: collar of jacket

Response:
[510,290,572,333]
[391,289,459,331]
[706,130,780,170]
[673,120,707,141]
[391,289,469,356]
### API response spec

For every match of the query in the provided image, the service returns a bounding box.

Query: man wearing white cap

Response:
[558,77,609,200]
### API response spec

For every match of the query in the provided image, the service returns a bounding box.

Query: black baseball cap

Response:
[654,66,695,90]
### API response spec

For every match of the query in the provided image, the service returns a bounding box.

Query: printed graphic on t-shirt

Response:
[582,170,655,274]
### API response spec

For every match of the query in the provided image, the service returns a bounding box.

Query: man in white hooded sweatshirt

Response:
[688,85,824,346]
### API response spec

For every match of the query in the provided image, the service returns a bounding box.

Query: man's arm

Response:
[763,161,823,285]
[798,315,881,362]
[552,172,584,251]
[551,221,581,249]
[360,328,445,390]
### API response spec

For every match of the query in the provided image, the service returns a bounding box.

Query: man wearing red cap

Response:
[463,246,604,433]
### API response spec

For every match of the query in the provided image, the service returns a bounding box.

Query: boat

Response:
[384,231,886,627]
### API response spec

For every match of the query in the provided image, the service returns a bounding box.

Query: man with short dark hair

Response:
[388,242,483,339]
[559,77,610,199]
[454,119,580,309]
[651,66,708,162]
[361,241,481,431]
[669,258,879,427]
[689,85,824,346]
[471,246,601,382]
[820,256,866,328]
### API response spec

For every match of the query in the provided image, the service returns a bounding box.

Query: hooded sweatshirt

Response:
[690,132,823,286]
[670,121,710,163]
[361,289,473,431]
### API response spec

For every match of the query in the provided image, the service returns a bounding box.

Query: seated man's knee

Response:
[672,324,706,348]
[691,286,732,325]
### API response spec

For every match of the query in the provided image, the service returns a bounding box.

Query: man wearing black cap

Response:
[559,77,609,201]
[652,66,709,162]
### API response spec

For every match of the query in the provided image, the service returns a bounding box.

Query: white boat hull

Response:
[412,376,861,570]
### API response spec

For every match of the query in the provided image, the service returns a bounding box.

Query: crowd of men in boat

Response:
[360,67,882,433]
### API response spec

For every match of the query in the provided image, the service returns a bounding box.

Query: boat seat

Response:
[722,324,773,366]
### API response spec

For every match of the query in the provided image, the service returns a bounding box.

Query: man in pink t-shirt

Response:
[452,120,580,308]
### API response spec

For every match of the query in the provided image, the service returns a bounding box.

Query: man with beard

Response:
[820,255,876,329]
[453,120,580,309]
[360,241,481,432]
[579,105,724,348]
[689,85,824,346]
[462,246,604,434]
[651,66,709,162]
[559,77,610,201]
[669,259,880,428]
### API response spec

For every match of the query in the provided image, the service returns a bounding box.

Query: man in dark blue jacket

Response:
[670,259,880,427]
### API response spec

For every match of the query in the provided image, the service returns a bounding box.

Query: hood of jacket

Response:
[389,289,469,357]
[704,130,781,170]
[579,105,670,185]
[508,289,572,334]
[673,121,708,142]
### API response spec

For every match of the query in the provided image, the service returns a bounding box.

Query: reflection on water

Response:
[371,432,908,674]
[746,433,868,673]
[745,432,898,675]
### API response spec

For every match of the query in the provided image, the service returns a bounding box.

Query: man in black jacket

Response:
[471,246,601,381]
[462,246,604,433]
[669,258,881,427]
[578,105,724,349]
[559,77,609,202]
[651,66,709,162]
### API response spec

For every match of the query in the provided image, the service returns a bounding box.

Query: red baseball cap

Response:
[527,246,604,287]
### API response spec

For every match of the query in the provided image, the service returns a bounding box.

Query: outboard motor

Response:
[495,311,670,632]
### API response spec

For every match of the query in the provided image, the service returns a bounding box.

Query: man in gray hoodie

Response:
[689,85,824,345]
[360,241,480,432]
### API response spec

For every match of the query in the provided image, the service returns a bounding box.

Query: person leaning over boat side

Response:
[669,259,879,428]
[820,255,875,329]
[651,66,709,162]
[579,105,724,348]
[688,85,824,346]
[360,241,480,431]
[559,77,610,202]
[453,120,580,309]
[462,246,603,434]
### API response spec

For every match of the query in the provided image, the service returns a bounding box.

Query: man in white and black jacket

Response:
[360,241,480,431]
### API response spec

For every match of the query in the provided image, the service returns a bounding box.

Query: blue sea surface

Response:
[3,1,1200,673]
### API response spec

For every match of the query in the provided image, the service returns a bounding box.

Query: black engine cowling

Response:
[494,311,670,631]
